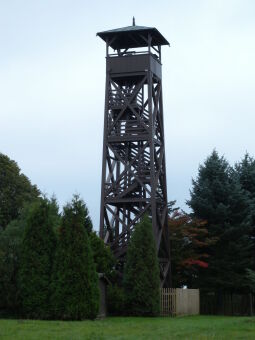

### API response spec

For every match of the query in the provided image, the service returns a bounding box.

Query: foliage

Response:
[51,195,99,320]
[123,215,160,316]
[245,269,255,292]
[0,153,40,230]
[0,213,27,316]
[69,194,93,234]
[107,284,125,316]
[235,153,255,269]
[187,150,254,292]
[0,198,59,317]
[168,204,217,288]
[188,150,232,224]
[235,153,255,198]
[47,195,61,234]
[89,231,115,275]
[19,199,57,319]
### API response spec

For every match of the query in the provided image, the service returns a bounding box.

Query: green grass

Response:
[0,316,255,339]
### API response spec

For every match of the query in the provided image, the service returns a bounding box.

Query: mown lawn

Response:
[0,315,255,339]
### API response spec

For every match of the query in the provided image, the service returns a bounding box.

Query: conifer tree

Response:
[51,195,99,320]
[234,153,255,277]
[19,199,57,319]
[123,215,160,316]
[235,153,255,236]
[89,231,114,275]
[0,216,25,315]
[188,150,232,225]
[70,194,93,234]
[188,150,253,292]
[235,153,255,197]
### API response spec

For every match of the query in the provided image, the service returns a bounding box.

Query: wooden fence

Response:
[160,288,200,316]
[200,291,255,316]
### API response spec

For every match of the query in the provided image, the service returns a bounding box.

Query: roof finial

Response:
[132,17,135,26]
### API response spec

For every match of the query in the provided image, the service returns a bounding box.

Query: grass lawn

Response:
[0,315,255,339]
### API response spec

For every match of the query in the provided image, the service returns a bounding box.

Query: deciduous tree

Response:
[168,204,216,288]
[0,153,40,230]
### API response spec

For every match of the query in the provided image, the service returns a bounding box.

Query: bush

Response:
[0,218,24,316]
[51,195,99,320]
[107,284,125,316]
[19,199,57,319]
[123,215,160,316]
[89,231,114,275]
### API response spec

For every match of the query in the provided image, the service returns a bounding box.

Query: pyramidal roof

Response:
[97,24,169,50]
[99,25,153,34]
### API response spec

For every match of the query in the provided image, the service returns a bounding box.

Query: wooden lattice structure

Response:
[98,20,171,287]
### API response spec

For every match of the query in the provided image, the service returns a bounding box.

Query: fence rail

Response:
[160,288,200,316]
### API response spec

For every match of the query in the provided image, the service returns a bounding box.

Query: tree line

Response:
[169,150,255,294]
[0,153,160,318]
[0,153,114,318]
[1,149,255,318]
[0,194,113,319]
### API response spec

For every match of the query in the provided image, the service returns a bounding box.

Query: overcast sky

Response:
[1,0,255,229]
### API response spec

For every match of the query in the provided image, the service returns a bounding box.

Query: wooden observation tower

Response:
[98,20,170,287]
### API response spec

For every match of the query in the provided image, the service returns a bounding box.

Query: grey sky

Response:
[1,0,255,229]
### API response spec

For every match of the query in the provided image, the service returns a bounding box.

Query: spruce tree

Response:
[51,195,99,320]
[19,199,57,319]
[235,153,255,233]
[123,215,160,316]
[188,150,231,225]
[188,150,253,292]
[235,153,255,275]
[235,153,255,197]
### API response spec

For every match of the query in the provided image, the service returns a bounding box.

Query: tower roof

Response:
[97,25,169,50]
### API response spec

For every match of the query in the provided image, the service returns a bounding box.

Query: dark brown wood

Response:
[98,24,171,287]
[97,25,169,50]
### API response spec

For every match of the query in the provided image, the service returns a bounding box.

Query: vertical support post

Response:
[158,45,161,62]
[115,161,120,238]
[106,39,109,57]
[148,68,157,241]
[159,78,171,287]
[148,33,151,55]
[99,70,110,239]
